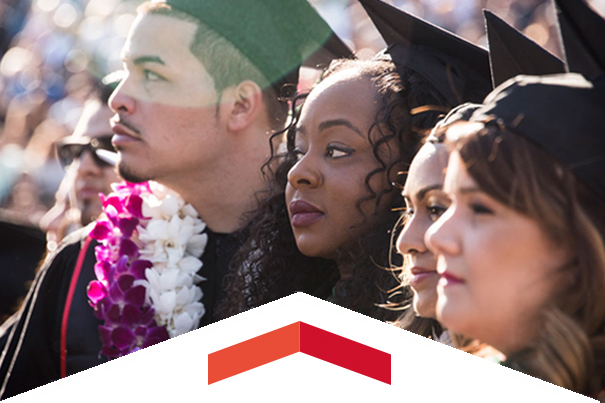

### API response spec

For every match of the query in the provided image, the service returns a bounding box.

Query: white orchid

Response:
[134,181,207,338]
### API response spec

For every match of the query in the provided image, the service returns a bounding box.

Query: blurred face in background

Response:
[42,99,118,250]
[66,99,119,225]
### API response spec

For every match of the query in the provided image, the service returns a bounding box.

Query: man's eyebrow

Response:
[318,119,364,138]
[132,55,165,66]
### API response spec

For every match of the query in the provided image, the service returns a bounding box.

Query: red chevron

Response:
[208,321,391,384]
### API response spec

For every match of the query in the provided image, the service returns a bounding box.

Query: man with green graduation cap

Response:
[0,0,351,397]
[107,0,351,329]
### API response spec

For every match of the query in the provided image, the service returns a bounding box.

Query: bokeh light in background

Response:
[0,0,141,224]
[0,0,603,226]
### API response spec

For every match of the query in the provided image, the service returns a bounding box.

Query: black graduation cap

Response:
[358,0,491,106]
[160,0,353,92]
[471,74,605,201]
[427,102,482,143]
[554,0,605,80]
[434,102,482,130]
[484,10,566,88]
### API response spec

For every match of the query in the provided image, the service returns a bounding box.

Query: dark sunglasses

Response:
[56,135,115,169]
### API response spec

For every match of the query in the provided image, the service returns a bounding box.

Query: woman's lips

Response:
[409,266,438,288]
[289,200,324,227]
[438,271,465,287]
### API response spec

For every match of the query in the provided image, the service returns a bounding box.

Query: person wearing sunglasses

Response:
[56,104,118,227]
[0,75,124,394]
[0,0,350,397]
[39,89,119,252]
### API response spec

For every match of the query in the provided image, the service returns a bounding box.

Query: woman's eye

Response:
[326,146,353,158]
[427,205,447,221]
[292,148,305,161]
[470,203,494,215]
[144,70,163,82]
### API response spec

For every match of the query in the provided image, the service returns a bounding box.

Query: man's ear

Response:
[222,81,264,132]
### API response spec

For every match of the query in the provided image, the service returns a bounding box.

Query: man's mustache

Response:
[110,115,141,135]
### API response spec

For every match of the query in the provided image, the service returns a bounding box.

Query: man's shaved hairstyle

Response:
[139,2,288,130]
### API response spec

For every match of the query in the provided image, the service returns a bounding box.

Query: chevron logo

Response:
[208,321,391,385]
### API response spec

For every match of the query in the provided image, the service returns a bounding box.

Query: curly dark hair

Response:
[217,58,451,321]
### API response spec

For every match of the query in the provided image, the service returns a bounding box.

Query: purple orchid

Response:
[88,181,169,359]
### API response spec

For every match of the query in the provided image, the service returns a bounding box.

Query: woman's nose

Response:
[396,213,429,256]
[287,154,322,189]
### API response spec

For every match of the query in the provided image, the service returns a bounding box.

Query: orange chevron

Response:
[208,322,300,384]
[208,322,390,384]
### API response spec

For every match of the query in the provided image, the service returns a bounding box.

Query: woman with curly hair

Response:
[218,58,444,320]
[426,73,605,396]
[218,54,489,321]
[217,1,491,321]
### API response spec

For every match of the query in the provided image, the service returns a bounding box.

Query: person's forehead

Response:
[122,13,198,64]
[405,144,448,194]
[444,150,473,191]
[302,71,374,118]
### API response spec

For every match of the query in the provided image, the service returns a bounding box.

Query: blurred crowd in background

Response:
[0,0,604,233]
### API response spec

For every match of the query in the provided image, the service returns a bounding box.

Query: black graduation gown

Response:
[0,226,239,399]
[199,230,240,326]
[0,216,46,321]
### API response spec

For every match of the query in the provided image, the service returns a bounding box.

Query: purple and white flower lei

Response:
[88,181,207,359]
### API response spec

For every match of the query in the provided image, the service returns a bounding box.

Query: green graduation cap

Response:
[484,10,566,88]
[359,0,491,106]
[159,0,353,91]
